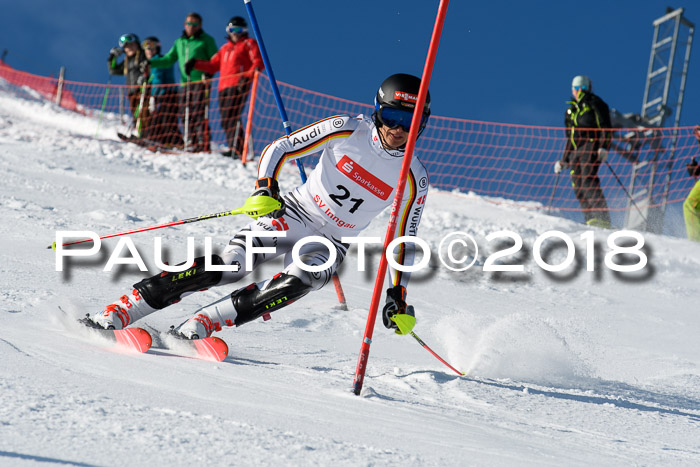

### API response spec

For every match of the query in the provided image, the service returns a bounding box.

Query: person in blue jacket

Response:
[142,36,183,147]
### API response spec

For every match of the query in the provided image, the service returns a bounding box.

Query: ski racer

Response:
[86,73,431,339]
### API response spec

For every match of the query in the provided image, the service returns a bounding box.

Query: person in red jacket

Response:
[185,16,264,158]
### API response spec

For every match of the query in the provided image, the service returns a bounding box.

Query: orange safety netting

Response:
[1,64,698,228]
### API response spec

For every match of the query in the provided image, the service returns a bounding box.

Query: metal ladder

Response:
[623,7,694,233]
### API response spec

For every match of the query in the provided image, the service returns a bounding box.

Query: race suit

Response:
[245,113,430,289]
[93,114,430,333]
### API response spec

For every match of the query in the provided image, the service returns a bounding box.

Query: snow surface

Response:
[1,78,700,466]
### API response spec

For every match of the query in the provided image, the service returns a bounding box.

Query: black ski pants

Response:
[180,82,211,151]
[568,140,610,223]
[218,79,252,157]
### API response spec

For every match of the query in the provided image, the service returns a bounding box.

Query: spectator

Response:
[141,36,183,147]
[186,16,264,159]
[148,12,218,152]
[554,75,612,228]
[683,126,700,242]
[108,33,149,137]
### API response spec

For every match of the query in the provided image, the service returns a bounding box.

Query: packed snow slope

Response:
[1,80,700,466]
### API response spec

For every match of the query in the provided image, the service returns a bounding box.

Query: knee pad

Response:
[134,255,224,310]
[232,273,311,326]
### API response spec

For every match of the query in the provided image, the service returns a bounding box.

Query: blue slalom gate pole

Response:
[243,0,307,182]
[243,0,347,310]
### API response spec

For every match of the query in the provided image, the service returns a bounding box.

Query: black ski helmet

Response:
[142,36,161,54]
[374,73,431,134]
[228,16,247,28]
[118,33,140,48]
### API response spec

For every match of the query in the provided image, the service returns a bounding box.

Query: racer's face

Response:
[378,125,408,150]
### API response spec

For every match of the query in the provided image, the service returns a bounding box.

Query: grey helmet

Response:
[572,75,592,91]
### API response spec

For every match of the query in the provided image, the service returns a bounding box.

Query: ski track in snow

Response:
[1,79,700,466]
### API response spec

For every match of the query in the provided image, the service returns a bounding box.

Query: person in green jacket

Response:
[149,12,218,152]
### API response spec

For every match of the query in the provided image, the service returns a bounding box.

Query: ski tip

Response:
[113,328,153,353]
[193,336,228,362]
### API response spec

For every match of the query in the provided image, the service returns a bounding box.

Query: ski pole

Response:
[605,160,648,223]
[547,172,560,214]
[95,76,112,137]
[391,314,464,376]
[184,47,191,152]
[244,0,348,310]
[47,196,281,250]
[135,81,148,138]
[203,77,211,152]
[408,330,465,376]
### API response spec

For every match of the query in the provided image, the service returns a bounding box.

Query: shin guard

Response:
[232,273,311,326]
[134,255,225,310]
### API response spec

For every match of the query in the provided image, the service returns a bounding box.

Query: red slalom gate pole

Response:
[352,0,450,395]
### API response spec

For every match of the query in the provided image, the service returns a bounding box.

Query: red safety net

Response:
[0,60,81,112]
[1,65,698,228]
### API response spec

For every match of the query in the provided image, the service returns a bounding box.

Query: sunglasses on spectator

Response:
[573,85,588,91]
[142,40,159,50]
[185,21,200,27]
[226,25,245,35]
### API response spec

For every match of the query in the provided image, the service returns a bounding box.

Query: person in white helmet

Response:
[554,75,612,228]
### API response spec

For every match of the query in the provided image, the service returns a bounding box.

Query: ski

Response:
[168,336,229,362]
[143,324,229,362]
[83,325,153,353]
[116,132,185,155]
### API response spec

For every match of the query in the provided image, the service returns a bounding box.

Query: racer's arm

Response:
[257,115,355,179]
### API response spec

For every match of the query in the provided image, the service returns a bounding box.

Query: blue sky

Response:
[3,1,700,127]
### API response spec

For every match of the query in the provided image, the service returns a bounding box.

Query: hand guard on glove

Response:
[252,177,286,218]
[184,58,197,77]
[382,285,416,335]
